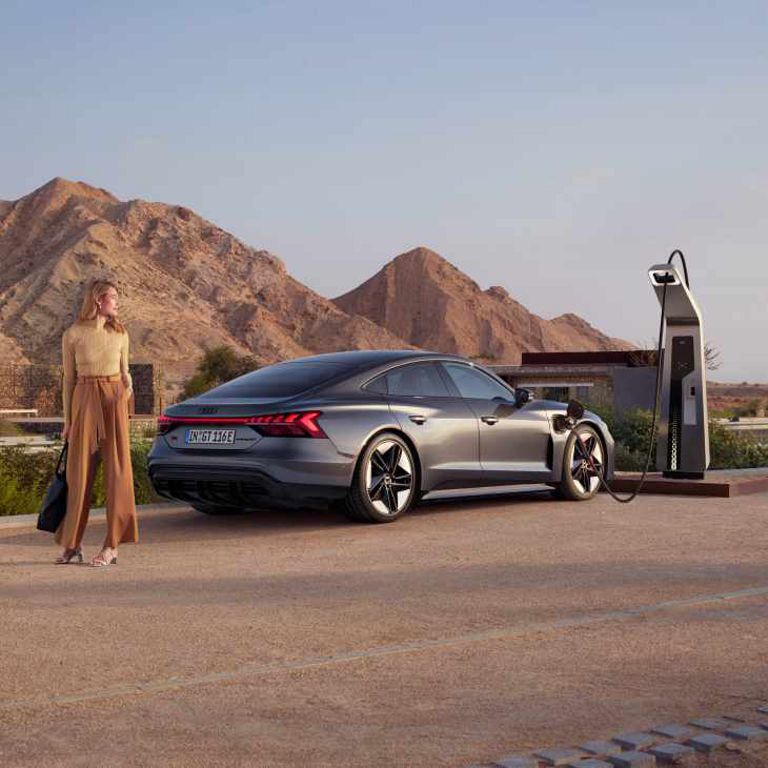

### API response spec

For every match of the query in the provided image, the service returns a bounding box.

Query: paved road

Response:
[1,490,767,767]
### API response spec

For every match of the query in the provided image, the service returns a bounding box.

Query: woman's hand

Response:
[121,375,133,400]
[62,424,70,441]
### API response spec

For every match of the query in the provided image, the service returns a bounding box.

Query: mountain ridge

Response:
[0,180,631,390]
[333,246,632,362]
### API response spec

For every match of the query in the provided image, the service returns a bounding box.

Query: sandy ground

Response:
[1,490,767,767]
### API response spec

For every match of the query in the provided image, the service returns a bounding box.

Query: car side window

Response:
[440,362,513,400]
[363,374,388,394]
[386,363,452,397]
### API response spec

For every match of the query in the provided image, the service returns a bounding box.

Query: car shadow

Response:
[0,487,558,549]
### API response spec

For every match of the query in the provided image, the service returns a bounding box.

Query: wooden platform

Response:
[608,468,768,497]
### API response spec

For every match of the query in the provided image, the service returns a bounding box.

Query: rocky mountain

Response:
[332,247,632,363]
[0,180,631,399]
[0,178,412,386]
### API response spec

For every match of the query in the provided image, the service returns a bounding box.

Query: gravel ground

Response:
[1,489,767,767]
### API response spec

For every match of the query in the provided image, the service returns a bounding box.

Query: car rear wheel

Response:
[556,424,604,501]
[343,432,418,523]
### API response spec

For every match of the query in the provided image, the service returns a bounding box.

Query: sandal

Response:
[90,547,118,567]
[55,547,83,564]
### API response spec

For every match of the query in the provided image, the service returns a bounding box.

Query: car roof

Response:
[281,349,469,366]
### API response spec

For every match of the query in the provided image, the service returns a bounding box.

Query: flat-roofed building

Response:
[489,350,657,414]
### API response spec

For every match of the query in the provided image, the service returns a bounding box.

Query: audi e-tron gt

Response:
[147,350,614,523]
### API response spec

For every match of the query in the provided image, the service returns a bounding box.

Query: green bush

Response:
[583,404,656,471]
[709,419,768,468]
[585,404,768,470]
[0,439,166,517]
[610,408,658,465]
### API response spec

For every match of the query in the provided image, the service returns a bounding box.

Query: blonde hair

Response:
[76,278,127,334]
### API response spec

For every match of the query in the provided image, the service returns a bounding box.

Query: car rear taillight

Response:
[248,411,327,438]
[155,411,327,438]
[157,414,173,435]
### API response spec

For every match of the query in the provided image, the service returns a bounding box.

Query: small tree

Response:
[180,345,260,399]
[704,342,721,372]
[635,339,721,371]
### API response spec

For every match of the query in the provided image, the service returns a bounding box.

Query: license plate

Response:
[185,429,236,445]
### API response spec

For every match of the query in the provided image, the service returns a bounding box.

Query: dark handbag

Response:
[37,441,69,533]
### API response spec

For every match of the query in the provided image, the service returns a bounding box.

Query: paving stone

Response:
[687,733,731,753]
[650,725,693,740]
[721,714,746,722]
[490,758,540,768]
[534,747,586,765]
[648,743,695,764]
[759,721,768,730]
[724,725,768,741]
[612,732,658,750]
[566,760,613,768]
[688,717,731,731]
[579,740,623,756]
[606,752,656,767]
[758,706,768,714]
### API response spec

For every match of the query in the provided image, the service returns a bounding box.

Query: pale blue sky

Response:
[2,1,766,381]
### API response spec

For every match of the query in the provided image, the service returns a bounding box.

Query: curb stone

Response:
[579,740,622,756]
[687,733,732,753]
[612,733,658,751]
[649,725,692,740]
[0,502,189,530]
[648,742,695,764]
[472,707,768,767]
[534,747,586,765]
[724,725,768,741]
[606,752,656,767]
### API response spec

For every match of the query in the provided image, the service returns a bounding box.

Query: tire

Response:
[192,504,246,516]
[342,432,419,523]
[556,424,604,501]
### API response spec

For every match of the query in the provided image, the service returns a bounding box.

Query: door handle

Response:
[481,416,498,425]
[409,415,427,425]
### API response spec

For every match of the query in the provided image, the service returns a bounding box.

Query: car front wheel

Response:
[556,424,604,501]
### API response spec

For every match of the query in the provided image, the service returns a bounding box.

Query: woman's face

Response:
[98,287,119,318]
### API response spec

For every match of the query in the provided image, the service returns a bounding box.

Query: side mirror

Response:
[566,399,584,420]
[514,388,530,407]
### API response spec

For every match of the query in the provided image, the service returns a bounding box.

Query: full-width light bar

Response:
[156,411,327,438]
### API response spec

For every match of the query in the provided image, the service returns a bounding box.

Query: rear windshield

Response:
[196,362,350,399]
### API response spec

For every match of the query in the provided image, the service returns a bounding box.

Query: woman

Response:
[55,278,139,566]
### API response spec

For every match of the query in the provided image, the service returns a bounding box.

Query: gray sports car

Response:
[147,350,614,522]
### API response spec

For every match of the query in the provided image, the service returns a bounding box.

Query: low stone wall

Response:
[0,363,165,416]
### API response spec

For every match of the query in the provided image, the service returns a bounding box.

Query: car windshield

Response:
[196,362,351,399]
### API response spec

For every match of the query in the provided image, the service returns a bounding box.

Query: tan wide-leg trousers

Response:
[55,373,139,549]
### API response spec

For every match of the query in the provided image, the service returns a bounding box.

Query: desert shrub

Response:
[0,439,166,516]
[0,419,23,437]
[0,465,42,516]
[180,345,260,400]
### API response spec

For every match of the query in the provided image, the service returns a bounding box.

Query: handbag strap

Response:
[56,440,68,475]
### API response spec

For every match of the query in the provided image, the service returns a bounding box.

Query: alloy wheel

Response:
[365,439,414,516]
[571,432,604,495]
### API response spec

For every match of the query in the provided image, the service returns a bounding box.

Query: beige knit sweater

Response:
[61,315,133,428]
